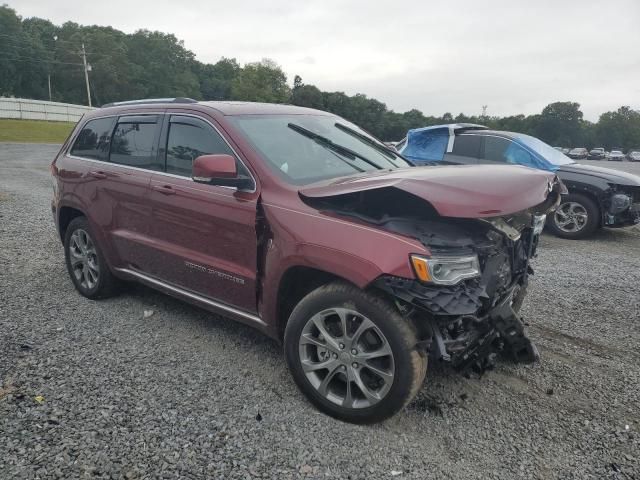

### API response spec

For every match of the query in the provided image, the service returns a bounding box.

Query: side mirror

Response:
[192,154,253,190]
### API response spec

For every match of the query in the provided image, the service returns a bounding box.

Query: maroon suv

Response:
[51,99,562,423]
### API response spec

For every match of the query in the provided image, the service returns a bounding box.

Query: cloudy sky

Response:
[13,0,640,120]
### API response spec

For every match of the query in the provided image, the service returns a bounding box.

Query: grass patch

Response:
[0,119,75,143]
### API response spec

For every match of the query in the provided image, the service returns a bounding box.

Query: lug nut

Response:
[339,343,345,349]
[332,353,338,359]
[352,362,359,368]
[351,349,357,355]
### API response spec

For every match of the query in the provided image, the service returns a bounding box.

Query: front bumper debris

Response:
[377,276,538,373]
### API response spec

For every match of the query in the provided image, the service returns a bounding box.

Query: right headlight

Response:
[410,254,481,286]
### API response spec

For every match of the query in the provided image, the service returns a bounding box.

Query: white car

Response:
[608,150,625,162]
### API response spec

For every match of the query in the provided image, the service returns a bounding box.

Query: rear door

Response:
[101,114,163,269]
[65,114,162,270]
[146,113,259,313]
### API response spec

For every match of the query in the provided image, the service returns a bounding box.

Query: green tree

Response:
[0,6,27,97]
[291,75,324,109]
[231,59,290,103]
[536,101,584,146]
[196,57,240,100]
[596,106,640,150]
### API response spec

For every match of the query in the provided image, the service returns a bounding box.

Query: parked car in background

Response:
[627,150,640,162]
[608,150,625,161]
[562,147,570,154]
[587,147,606,160]
[567,147,589,160]
[51,100,563,423]
[396,124,640,240]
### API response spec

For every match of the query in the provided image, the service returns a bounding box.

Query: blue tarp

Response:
[401,126,449,163]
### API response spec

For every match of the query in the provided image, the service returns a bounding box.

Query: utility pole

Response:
[48,36,57,102]
[81,43,92,107]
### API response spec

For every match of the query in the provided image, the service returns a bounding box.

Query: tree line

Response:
[1,5,639,150]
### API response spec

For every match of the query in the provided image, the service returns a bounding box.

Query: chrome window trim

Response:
[65,111,258,193]
[115,267,265,326]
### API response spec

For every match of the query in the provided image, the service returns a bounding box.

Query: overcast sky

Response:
[13,0,640,120]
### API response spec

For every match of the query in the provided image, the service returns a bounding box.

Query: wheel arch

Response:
[57,205,86,243]
[275,266,354,340]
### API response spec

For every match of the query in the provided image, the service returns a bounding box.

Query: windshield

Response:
[515,134,575,167]
[230,114,411,185]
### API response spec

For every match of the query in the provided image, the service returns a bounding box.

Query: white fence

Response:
[0,97,95,122]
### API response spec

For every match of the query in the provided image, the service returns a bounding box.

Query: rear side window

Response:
[70,117,115,160]
[110,115,162,170]
[483,136,512,163]
[166,116,234,177]
[452,134,481,158]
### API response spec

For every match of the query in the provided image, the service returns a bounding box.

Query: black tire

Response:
[284,281,427,424]
[64,216,119,299]
[547,193,600,240]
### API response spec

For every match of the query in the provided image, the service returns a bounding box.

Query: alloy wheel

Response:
[69,228,100,290]
[554,202,588,233]
[298,308,395,409]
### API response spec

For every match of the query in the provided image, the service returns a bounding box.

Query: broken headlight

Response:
[609,194,632,214]
[532,214,546,235]
[410,254,480,286]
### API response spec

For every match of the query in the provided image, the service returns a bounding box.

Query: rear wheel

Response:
[64,216,119,299]
[284,282,427,424]
[548,193,600,239]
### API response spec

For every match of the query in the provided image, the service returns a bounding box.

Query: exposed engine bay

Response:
[302,182,564,373]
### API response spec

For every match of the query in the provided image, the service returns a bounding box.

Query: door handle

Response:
[88,171,107,179]
[152,184,177,195]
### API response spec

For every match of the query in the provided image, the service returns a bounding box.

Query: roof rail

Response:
[101,98,198,108]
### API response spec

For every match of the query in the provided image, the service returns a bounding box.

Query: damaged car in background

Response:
[52,100,562,424]
[396,124,640,239]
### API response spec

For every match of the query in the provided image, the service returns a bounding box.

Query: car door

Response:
[481,135,538,168]
[102,114,164,269]
[146,113,258,313]
[66,114,162,270]
[443,134,482,165]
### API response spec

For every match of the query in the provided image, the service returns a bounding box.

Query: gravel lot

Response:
[1,143,639,479]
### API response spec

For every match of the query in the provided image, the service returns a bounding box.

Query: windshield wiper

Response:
[334,122,399,161]
[287,123,383,170]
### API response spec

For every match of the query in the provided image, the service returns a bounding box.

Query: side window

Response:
[483,136,512,163]
[166,116,234,177]
[109,116,162,170]
[70,117,115,160]
[451,134,482,159]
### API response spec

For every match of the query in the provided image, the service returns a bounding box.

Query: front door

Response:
[146,113,259,313]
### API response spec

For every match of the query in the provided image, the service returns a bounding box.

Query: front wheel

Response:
[284,282,427,424]
[547,193,600,239]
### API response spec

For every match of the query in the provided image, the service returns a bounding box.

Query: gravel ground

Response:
[1,143,639,480]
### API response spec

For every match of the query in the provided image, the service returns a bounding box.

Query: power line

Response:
[0,54,84,66]
[0,37,103,56]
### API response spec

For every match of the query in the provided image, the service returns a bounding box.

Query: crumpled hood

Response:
[559,163,640,186]
[299,165,560,218]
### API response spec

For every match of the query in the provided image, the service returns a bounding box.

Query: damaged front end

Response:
[301,171,564,374]
[374,212,544,373]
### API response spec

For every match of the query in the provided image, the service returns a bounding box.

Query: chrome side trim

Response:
[115,267,265,326]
